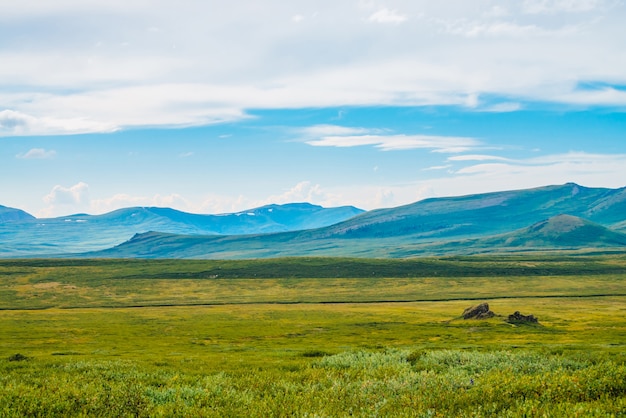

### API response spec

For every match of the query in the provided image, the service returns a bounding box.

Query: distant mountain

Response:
[0,205,35,223]
[86,183,626,259]
[0,203,364,257]
[55,203,364,235]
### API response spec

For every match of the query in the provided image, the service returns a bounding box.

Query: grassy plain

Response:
[1,256,626,416]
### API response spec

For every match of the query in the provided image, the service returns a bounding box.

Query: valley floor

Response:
[1,257,626,416]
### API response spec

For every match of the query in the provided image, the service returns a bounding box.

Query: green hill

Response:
[319,183,626,239]
[407,215,626,257]
[87,183,626,259]
[499,214,626,248]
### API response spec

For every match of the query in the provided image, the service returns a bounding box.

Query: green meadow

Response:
[1,256,626,416]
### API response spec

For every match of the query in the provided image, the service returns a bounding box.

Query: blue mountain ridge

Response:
[0,203,364,257]
[86,183,626,259]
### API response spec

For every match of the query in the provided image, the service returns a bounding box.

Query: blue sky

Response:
[1,1,625,217]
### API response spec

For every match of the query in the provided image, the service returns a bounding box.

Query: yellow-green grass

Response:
[1,257,626,416]
[2,258,626,309]
[2,298,626,367]
[2,298,626,417]
[5,275,626,309]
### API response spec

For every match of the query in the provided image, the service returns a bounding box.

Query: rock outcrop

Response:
[462,303,495,319]
[507,311,538,324]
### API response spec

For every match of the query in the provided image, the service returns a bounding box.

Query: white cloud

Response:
[44,182,89,206]
[315,183,438,210]
[303,125,480,152]
[1,1,625,136]
[0,85,249,136]
[299,124,372,137]
[374,188,396,207]
[16,148,57,159]
[196,194,250,215]
[368,8,407,23]
[484,5,510,18]
[550,87,626,106]
[0,109,32,131]
[448,154,510,162]
[0,109,116,136]
[424,164,452,171]
[40,182,91,216]
[529,151,625,165]
[443,20,545,38]
[452,152,626,186]
[522,0,607,14]
[481,102,523,112]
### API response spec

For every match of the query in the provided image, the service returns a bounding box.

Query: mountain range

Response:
[87,182,626,259]
[2,182,626,259]
[0,203,364,257]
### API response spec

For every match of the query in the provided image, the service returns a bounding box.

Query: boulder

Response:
[462,303,495,319]
[507,311,538,324]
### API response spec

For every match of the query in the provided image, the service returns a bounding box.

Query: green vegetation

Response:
[1,256,626,416]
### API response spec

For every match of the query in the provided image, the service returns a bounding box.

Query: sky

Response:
[1,0,625,218]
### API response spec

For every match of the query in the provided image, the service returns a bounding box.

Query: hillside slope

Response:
[318,183,626,240]
[89,184,626,259]
[403,215,626,257]
[497,214,626,248]
[93,214,626,259]
[0,205,35,223]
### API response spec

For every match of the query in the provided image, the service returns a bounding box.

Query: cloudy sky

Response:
[1,0,625,217]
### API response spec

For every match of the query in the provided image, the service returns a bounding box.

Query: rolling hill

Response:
[404,215,626,256]
[86,183,626,259]
[494,214,626,248]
